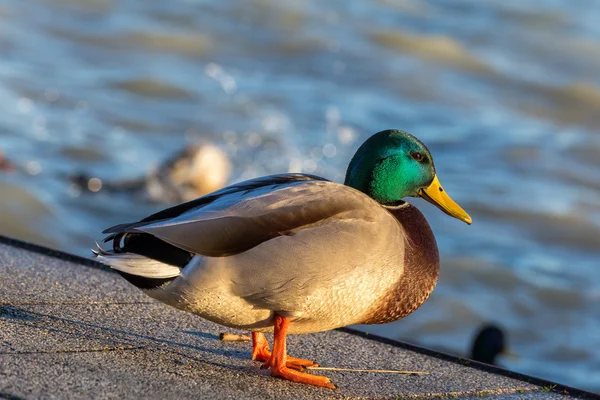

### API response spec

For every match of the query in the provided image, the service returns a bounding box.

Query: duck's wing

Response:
[102,173,375,257]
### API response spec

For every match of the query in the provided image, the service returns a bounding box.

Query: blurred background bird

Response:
[68,143,232,204]
[470,324,508,366]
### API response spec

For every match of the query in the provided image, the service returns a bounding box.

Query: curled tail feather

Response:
[92,242,181,280]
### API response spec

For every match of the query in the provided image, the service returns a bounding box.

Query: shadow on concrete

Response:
[0,306,39,321]
[3,307,251,361]
[178,330,221,341]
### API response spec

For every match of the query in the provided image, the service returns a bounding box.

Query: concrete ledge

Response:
[0,235,597,399]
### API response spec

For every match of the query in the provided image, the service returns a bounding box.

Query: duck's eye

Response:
[411,152,424,162]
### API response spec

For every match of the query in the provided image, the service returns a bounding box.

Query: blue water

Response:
[1,0,599,393]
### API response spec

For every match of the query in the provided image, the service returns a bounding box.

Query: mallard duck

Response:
[93,129,471,388]
[71,143,231,203]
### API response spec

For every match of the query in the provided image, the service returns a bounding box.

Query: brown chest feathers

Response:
[359,202,440,325]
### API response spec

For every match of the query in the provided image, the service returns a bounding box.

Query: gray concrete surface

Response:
[0,237,597,399]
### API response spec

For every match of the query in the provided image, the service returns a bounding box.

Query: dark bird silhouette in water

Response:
[470,324,507,365]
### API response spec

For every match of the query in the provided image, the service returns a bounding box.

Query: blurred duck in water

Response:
[470,324,508,365]
[70,143,232,204]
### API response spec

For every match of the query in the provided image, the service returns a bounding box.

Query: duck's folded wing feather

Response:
[103,174,377,257]
[103,173,326,236]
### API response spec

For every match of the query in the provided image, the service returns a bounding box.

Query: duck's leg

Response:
[260,315,336,389]
[251,332,271,361]
[251,331,319,371]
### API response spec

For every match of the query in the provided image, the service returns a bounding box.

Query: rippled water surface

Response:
[1,0,600,393]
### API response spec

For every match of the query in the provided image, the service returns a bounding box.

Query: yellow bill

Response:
[419,175,472,225]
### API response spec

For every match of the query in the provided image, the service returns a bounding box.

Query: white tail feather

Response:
[93,244,181,279]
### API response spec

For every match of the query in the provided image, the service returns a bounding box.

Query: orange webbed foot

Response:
[284,355,319,371]
[251,316,336,389]
[252,332,319,371]
[270,364,336,389]
[260,355,319,371]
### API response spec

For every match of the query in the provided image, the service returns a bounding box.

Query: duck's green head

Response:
[344,129,471,224]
